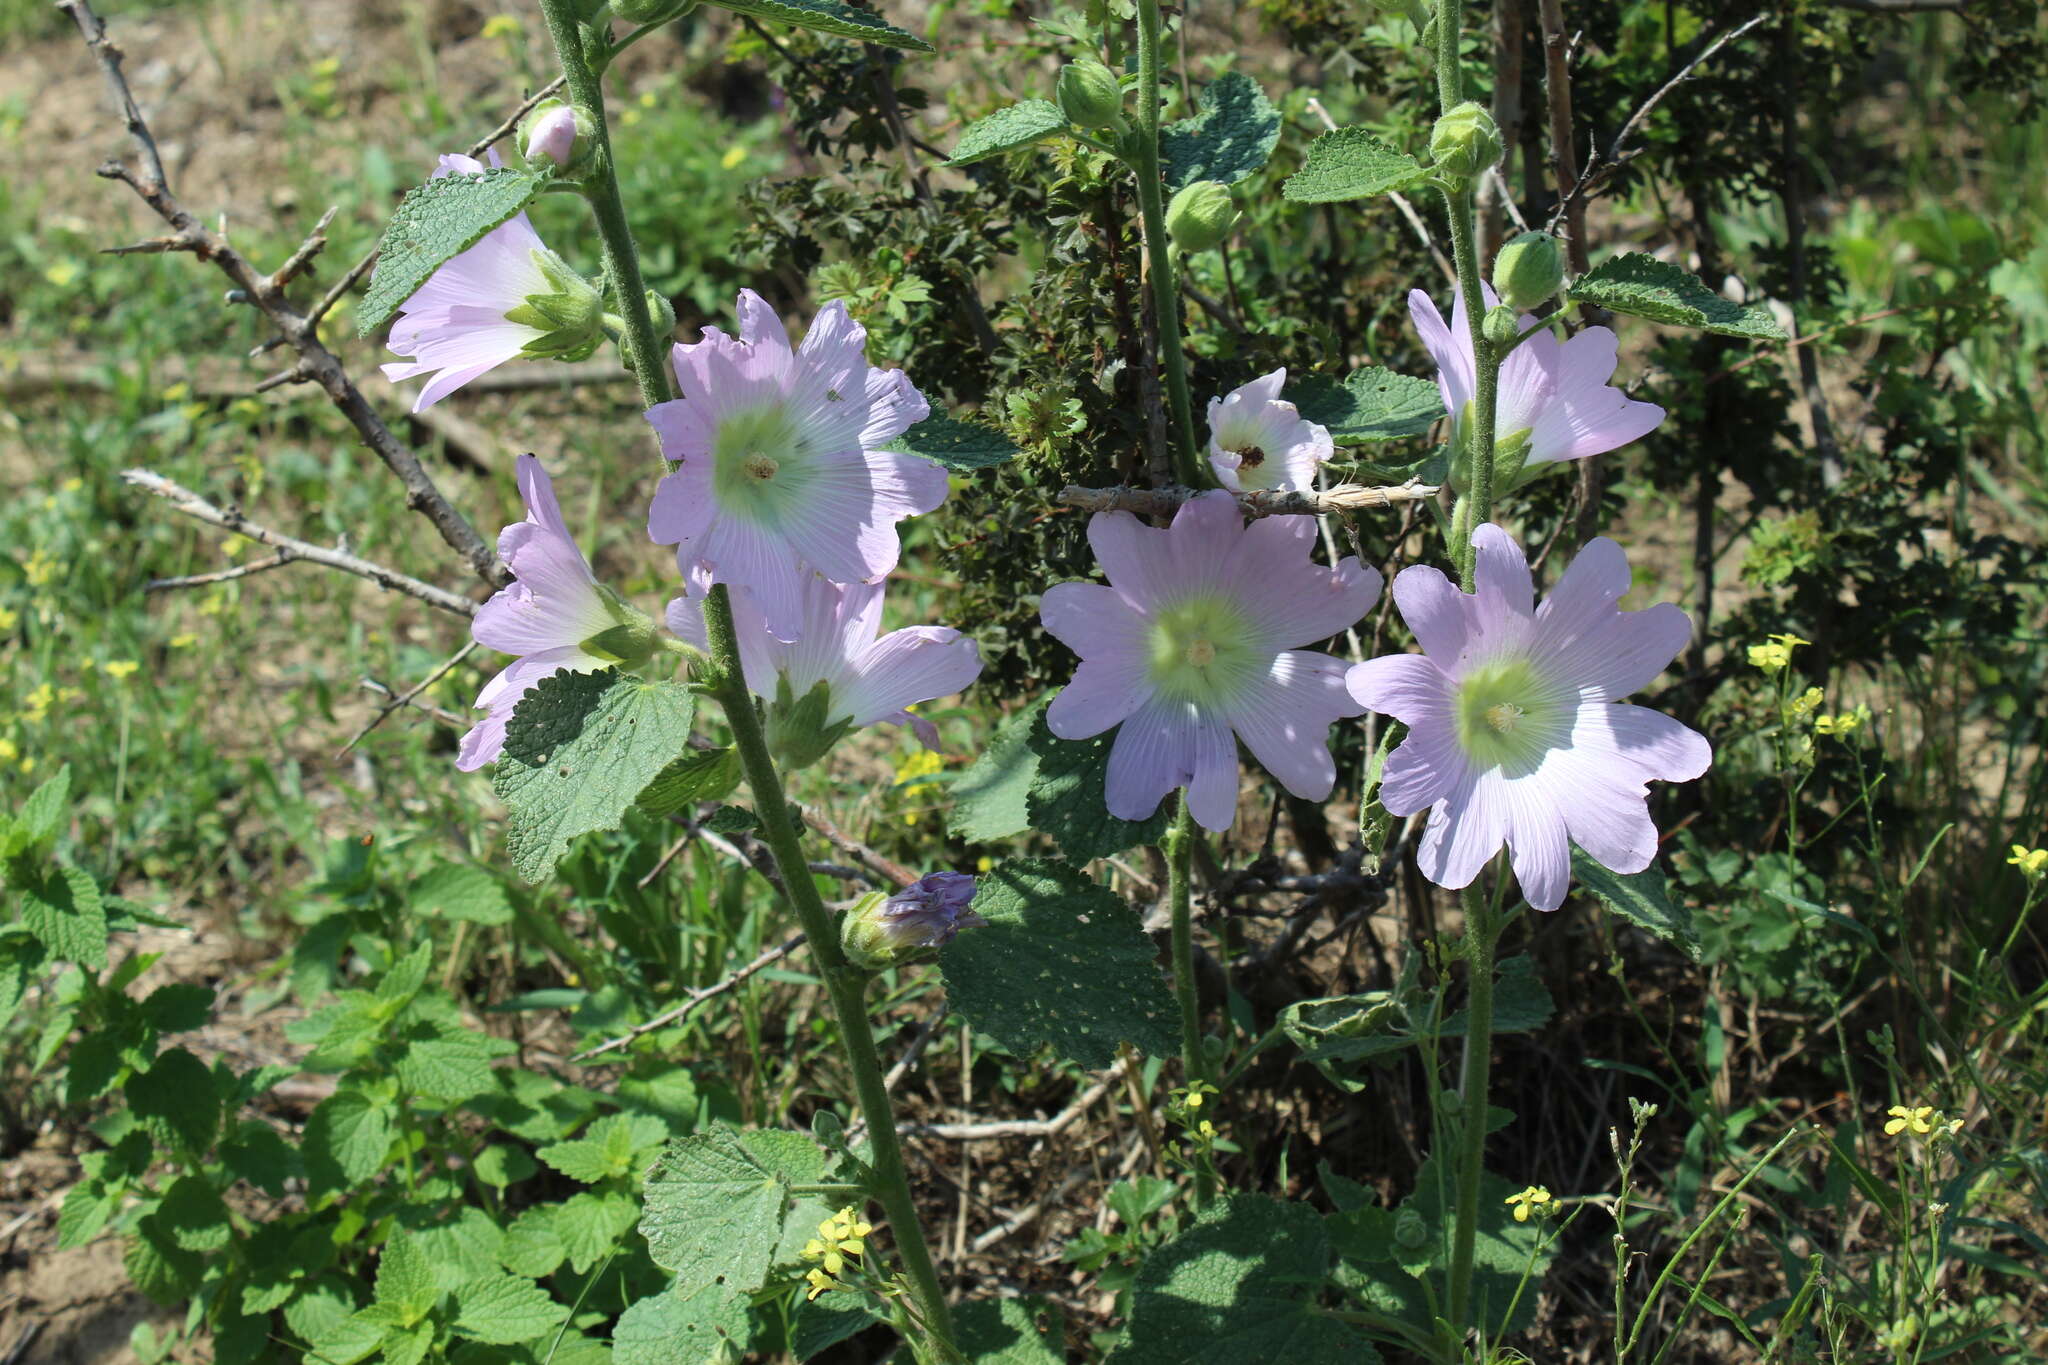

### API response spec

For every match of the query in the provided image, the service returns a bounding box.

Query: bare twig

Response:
[340,641,479,756]
[1305,96,1455,286]
[1058,481,1439,520]
[122,469,478,617]
[145,552,296,592]
[901,1059,1131,1141]
[573,934,808,1062]
[359,678,468,728]
[802,805,918,890]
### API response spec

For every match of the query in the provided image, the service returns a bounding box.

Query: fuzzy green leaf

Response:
[500,1206,569,1279]
[125,1047,220,1152]
[1289,368,1443,444]
[18,862,107,970]
[158,1174,232,1252]
[452,1273,565,1345]
[1161,72,1281,191]
[15,763,71,850]
[884,415,1022,471]
[373,1233,440,1327]
[1026,696,1171,861]
[637,746,744,817]
[947,698,1045,842]
[358,168,546,334]
[554,1189,640,1274]
[0,933,44,1031]
[394,1021,518,1102]
[711,0,931,49]
[126,1215,204,1306]
[792,1296,880,1360]
[957,1296,1066,1363]
[411,863,513,925]
[1282,127,1430,204]
[640,1126,825,1297]
[947,100,1070,165]
[613,1282,757,1365]
[1571,849,1702,959]
[303,1087,397,1191]
[492,668,700,882]
[1566,253,1788,339]
[940,858,1178,1068]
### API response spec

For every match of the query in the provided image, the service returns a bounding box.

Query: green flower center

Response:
[713,403,814,517]
[1454,656,1570,773]
[1147,594,1259,705]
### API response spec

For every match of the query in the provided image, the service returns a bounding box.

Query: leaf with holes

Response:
[1566,253,1787,339]
[1289,367,1443,444]
[884,415,1021,470]
[358,168,546,334]
[711,0,931,50]
[640,1126,826,1298]
[613,1281,757,1365]
[1282,127,1430,204]
[1026,697,1171,862]
[940,859,1177,1068]
[948,100,1070,166]
[492,669,699,882]
[1571,849,1701,959]
[1161,72,1281,191]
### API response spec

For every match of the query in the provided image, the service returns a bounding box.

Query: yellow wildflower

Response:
[721,145,747,169]
[169,633,198,649]
[102,660,140,681]
[0,607,17,632]
[23,683,53,722]
[43,260,80,289]
[1884,1105,1939,1137]
[60,477,82,494]
[1789,686,1823,717]
[1504,1186,1553,1223]
[2008,846,2048,880]
[481,14,521,38]
[23,551,55,587]
[0,738,16,764]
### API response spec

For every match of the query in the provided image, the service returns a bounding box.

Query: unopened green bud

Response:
[1429,101,1502,184]
[507,250,606,362]
[519,100,593,173]
[611,0,698,24]
[1056,60,1125,131]
[841,872,984,971]
[1165,180,1239,253]
[1394,1205,1429,1249]
[645,288,677,338]
[1492,230,1565,311]
[1482,303,1520,349]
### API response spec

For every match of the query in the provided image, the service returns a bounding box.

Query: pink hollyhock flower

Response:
[459,455,654,771]
[1409,285,1664,483]
[1346,525,1710,911]
[1206,368,1333,493]
[382,153,600,413]
[666,572,980,749]
[1039,491,1381,832]
[645,291,944,642]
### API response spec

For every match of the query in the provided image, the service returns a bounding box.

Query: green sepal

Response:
[763,676,854,771]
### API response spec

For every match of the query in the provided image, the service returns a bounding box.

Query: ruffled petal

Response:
[1046,655,1154,740]
[1555,603,1693,700]
[838,626,982,728]
[1379,723,1470,815]
[1103,697,1193,824]
[1502,784,1572,911]
[1185,714,1240,832]
[1228,516,1381,649]
[1416,767,1509,891]
[646,462,717,548]
[1346,652,1454,726]
[1225,650,1356,801]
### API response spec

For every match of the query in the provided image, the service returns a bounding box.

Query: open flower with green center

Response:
[459,455,657,771]
[1205,368,1333,493]
[645,290,944,641]
[1039,492,1381,831]
[1347,525,1709,911]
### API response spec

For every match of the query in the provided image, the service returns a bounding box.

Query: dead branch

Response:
[145,552,296,592]
[572,934,808,1062]
[340,641,479,756]
[900,1058,1131,1142]
[1058,481,1439,520]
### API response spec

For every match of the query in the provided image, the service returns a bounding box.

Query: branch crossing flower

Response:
[1205,369,1333,493]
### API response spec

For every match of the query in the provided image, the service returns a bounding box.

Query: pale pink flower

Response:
[523,105,580,166]
[1409,285,1664,478]
[459,455,646,771]
[1039,492,1381,832]
[666,573,980,748]
[1205,368,1333,492]
[645,291,944,642]
[1346,525,1710,911]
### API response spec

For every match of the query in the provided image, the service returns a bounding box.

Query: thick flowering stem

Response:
[1440,188,1501,591]
[534,0,672,415]
[1445,884,1500,1346]
[701,586,960,1361]
[1132,0,1203,487]
[1163,793,1217,1203]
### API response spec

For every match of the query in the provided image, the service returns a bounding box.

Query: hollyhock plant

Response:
[458,455,656,771]
[645,291,945,642]
[1409,284,1664,484]
[381,153,603,413]
[1040,491,1381,832]
[843,870,986,968]
[666,571,981,756]
[1346,525,1710,911]
[1205,368,1334,493]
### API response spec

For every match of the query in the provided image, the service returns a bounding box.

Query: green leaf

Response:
[473,1143,538,1189]
[1282,126,1431,204]
[553,1189,639,1274]
[57,1179,119,1250]
[947,698,1044,841]
[378,941,436,1009]
[220,1121,302,1195]
[126,1215,204,1306]
[492,669,700,882]
[412,863,514,926]
[282,1275,381,1365]
[288,991,386,1070]
[939,859,1178,1068]
[1025,696,1171,861]
[358,167,546,334]
[0,933,44,1031]
[401,1205,508,1290]
[501,1206,569,1279]
[18,863,107,970]
[16,763,72,849]
[1289,368,1443,444]
[709,0,931,49]
[884,415,1022,471]
[702,804,758,834]
[64,1029,126,1105]
[956,1296,1065,1363]
[140,982,213,1033]
[1161,72,1281,191]
[791,1295,880,1360]
[1110,1196,1373,1363]
[395,1021,518,1102]
[1282,956,1554,1091]
[452,1273,564,1345]
[1342,1158,1555,1337]
[947,100,1069,166]
[125,1047,220,1152]
[1571,849,1702,959]
[377,1320,434,1365]
[1566,252,1788,339]
[304,1086,397,1191]
[613,1282,756,1365]
[374,1233,441,1328]
[640,1126,825,1297]
[157,1174,232,1252]
[637,747,743,818]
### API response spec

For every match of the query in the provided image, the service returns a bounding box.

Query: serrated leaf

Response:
[358,168,545,334]
[492,669,700,882]
[640,1126,824,1297]
[16,763,71,848]
[374,1233,440,1327]
[1289,367,1443,444]
[1161,72,1280,191]
[702,803,758,833]
[613,1282,756,1365]
[158,1174,232,1252]
[1026,696,1171,861]
[19,863,107,970]
[1571,849,1702,958]
[947,100,1069,166]
[947,698,1044,841]
[288,992,386,1070]
[1110,1196,1373,1363]
[400,1205,507,1290]
[57,1179,118,1250]
[452,1273,564,1345]
[883,414,1022,471]
[553,1189,639,1274]
[304,1087,396,1191]
[1283,127,1430,204]
[957,1296,1065,1363]
[220,1121,302,1195]
[126,1215,204,1306]
[473,1143,538,1189]
[282,1275,381,1365]
[939,859,1177,1068]
[501,1206,569,1279]
[791,1295,880,1360]
[0,933,45,1031]
[394,1021,517,1102]
[412,863,514,925]
[140,981,213,1033]
[710,0,931,49]
[125,1047,220,1152]
[1567,253,1788,339]
[637,746,743,818]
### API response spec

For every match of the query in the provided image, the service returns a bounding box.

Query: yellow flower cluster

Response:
[1883,1104,1962,1141]
[1748,632,1810,673]
[1788,686,1824,718]
[1814,707,1867,736]
[801,1207,872,1300]
[2009,846,2048,881]
[1504,1186,1554,1223]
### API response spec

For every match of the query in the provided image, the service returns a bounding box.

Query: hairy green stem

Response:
[1164,793,1217,1203]
[1132,0,1202,486]
[1445,884,1499,1344]
[1442,184,1501,587]
[534,0,672,414]
[700,586,958,1360]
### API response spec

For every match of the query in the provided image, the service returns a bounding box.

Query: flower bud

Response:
[1492,230,1565,312]
[1166,180,1239,253]
[506,249,606,362]
[580,589,660,667]
[841,872,986,970]
[611,0,699,24]
[1481,303,1520,349]
[1429,101,1502,184]
[1056,60,1126,131]
[520,101,587,170]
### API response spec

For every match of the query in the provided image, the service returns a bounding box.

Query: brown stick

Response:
[1058,481,1439,520]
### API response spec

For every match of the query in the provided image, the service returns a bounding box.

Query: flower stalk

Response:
[1444,884,1499,1344]
[1131,0,1203,487]
[1164,793,1218,1204]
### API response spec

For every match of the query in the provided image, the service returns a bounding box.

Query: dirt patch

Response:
[0,1222,178,1365]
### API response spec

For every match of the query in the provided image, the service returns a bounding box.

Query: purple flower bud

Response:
[842,872,985,969]
[522,104,582,168]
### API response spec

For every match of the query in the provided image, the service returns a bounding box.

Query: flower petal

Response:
[838,626,983,728]
[1390,564,1472,667]
[1503,786,1572,911]
[1346,652,1454,727]
[1225,650,1357,801]
[1416,767,1509,891]
[1228,516,1382,649]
